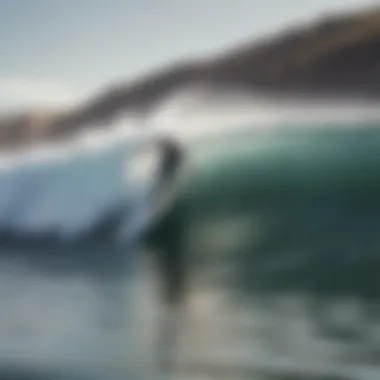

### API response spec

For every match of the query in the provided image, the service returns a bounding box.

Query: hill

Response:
[1,7,380,149]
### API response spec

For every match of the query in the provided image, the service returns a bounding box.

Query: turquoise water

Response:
[1,121,380,379]
[149,122,380,378]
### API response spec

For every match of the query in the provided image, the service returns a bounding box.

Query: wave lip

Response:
[0,123,161,244]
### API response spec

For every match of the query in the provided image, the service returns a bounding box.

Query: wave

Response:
[0,117,162,247]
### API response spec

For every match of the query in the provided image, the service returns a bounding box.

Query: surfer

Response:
[154,136,185,197]
[154,135,186,303]
[146,135,187,372]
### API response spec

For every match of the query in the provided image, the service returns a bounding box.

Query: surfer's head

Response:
[157,135,181,152]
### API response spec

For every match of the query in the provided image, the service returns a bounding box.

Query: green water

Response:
[174,123,380,294]
[146,122,380,377]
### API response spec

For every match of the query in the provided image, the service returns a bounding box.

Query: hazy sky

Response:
[0,0,376,111]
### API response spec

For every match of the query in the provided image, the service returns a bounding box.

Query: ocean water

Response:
[0,251,164,380]
[162,123,380,379]
[0,131,165,379]
[1,117,380,379]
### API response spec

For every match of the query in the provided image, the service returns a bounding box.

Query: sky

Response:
[0,0,377,112]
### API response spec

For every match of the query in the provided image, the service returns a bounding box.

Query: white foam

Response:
[0,117,160,238]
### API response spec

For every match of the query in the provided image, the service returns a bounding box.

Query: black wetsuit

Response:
[155,138,184,195]
[146,138,186,305]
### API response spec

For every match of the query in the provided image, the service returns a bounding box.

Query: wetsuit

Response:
[146,137,186,305]
[155,138,184,196]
